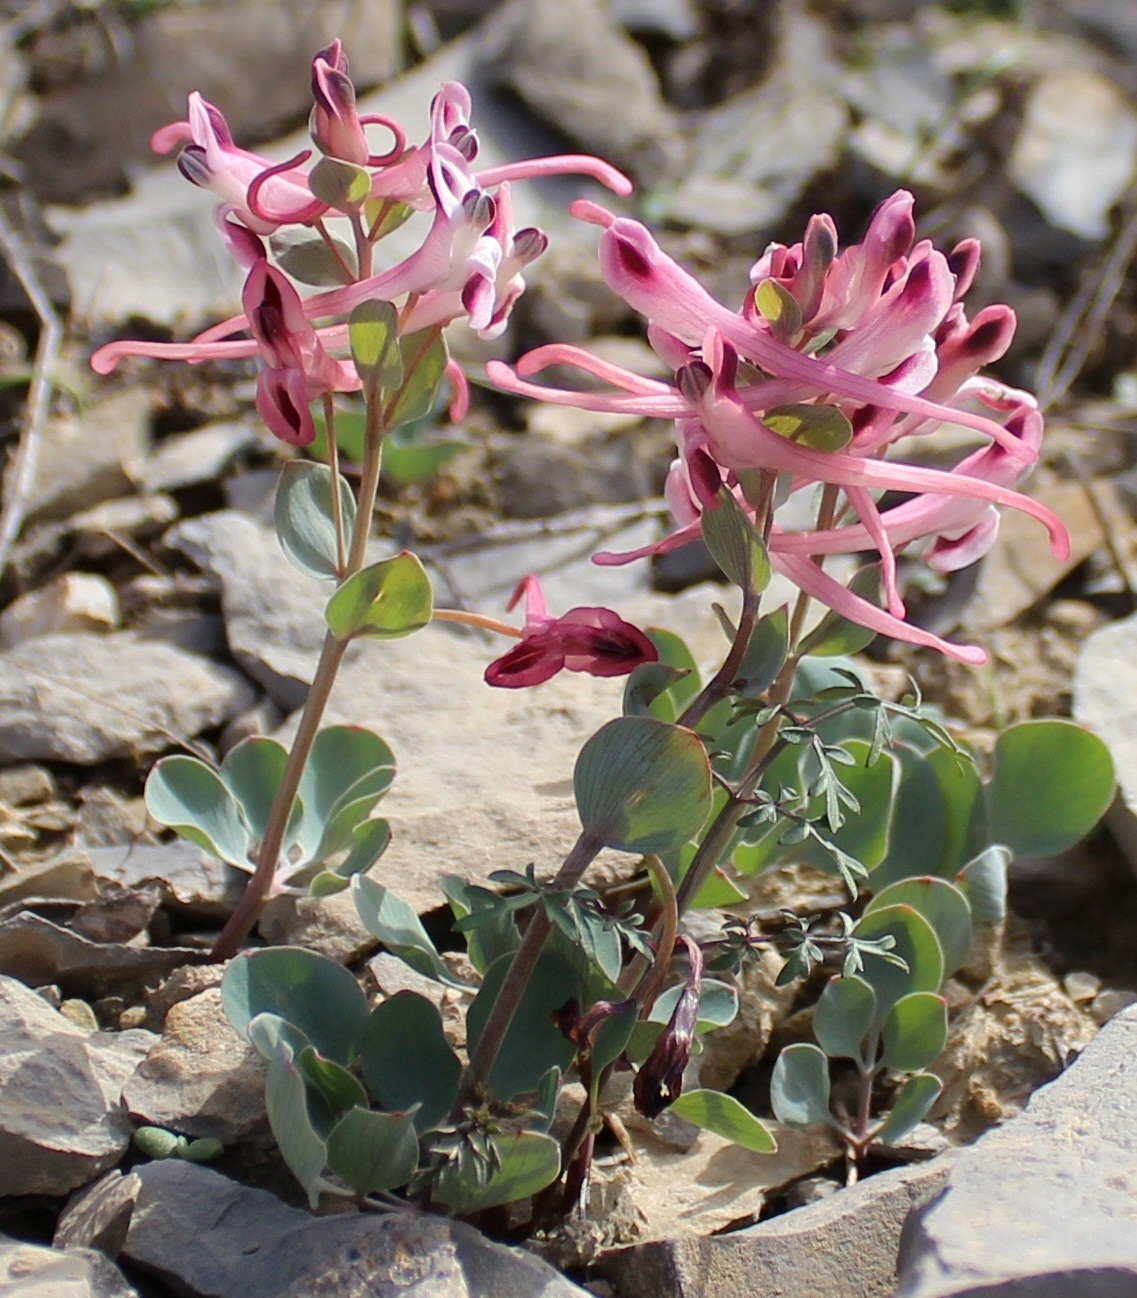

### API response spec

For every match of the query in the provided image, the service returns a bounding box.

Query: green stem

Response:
[323,393,347,578]
[678,587,761,731]
[209,381,388,961]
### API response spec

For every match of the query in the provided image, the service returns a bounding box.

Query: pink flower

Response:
[486,192,1072,665]
[484,576,658,688]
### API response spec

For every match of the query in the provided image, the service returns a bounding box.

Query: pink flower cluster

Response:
[487,192,1070,663]
[91,41,630,446]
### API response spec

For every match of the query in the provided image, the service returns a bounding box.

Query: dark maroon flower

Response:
[633,938,704,1119]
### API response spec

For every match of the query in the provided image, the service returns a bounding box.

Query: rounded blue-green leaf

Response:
[361,992,461,1132]
[294,725,395,865]
[876,1072,943,1146]
[770,1042,832,1129]
[326,1106,419,1196]
[853,904,945,1017]
[265,1048,328,1208]
[956,845,1010,927]
[144,756,249,868]
[574,716,712,854]
[324,552,433,641]
[647,978,738,1029]
[274,461,357,580]
[701,490,771,592]
[219,736,289,848]
[466,952,581,1101]
[432,1130,560,1214]
[989,719,1115,858]
[221,947,369,1065]
[880,992,948,1073]
[387,329,449,429]
[310,156,371,211]
[299,1045,369,1114]
[351,876,463,987]
[866,877,972,976]
[669,1089,777,1154]
[813,975,876,1062]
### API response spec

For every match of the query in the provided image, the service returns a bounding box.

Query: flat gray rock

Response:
[606,1156,955,1298]
[0,1236,139,1298]
[0,976,149,1196]
[0,631,255,763]
[897,1006,1137,1296]
[65,1160,590,1298]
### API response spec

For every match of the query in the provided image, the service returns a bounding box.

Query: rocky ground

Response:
[2,0,1137,1295]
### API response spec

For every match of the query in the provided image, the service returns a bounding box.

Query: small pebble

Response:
[119,1005,148,1030]
[1063,971,1102,1004]
[58,999,99,1031]
[35,983,62,1008]
[1090,988,1137,1026]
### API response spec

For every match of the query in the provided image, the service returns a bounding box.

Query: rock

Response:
[257,891,378,964]
[606,1156,956,1298]
[931,958,1096,1141]
[1090,988,1137,1026]
[1009,66,1137,240]
[610,1124,843,1241]
[897,1006,1137,1296]
[696,948,795,1093]
[22,388,151,525]
[16,0,402,204]
[87,842,247,920]
[478,0,682,183]
[1058,0,1137,61]
[144,965,229,1028]
[0,573,120,648]
[121,988,266,1144]
[0,852,97,909]
[0,1236,140,1298]
[610,0,700,41]
[0,975,151,1196]
[135,421,262,494]
[65,1159,592,1298]
[663,7,847,234]
[0,910,209,993]
[0,631,255,763]
[494,434,664,518]
[964,481,1107,632]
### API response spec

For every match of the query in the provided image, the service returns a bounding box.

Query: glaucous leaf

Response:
[466,952,581,1101]
[246,1012,311,1062]
[647,978,739,1029]
[770,1042,832,1129]
[574,716,712,855]
[144,757,249,868]
[646,629,702,710]
[265,1047,328,1208]
[989,719,1115,858]
[764,403,854,452]
[324,552,433,641]
[326,1106,419,1196]
[387,330,449,429]
[299,1045,369,1114]
[361,992,462,1132]
[219,736,289,849]
[669,1089,777,1154]
[294,726,395,866]
[221,947,369,1065]
[876,1072,943,1146]
[865,877,972,977]
[274,461,357,580]
[432,1130,561,1214]
[439,877,519,975]
[348,300,401,388]
[880,992,948,1073]
[870,745,948,890]
[701,490,771,593]
[813,975,876,1062]
[351,876,467,987]
[956,844,1010,927]
[309,156,370,209]
[853,904,945,1017]
[623,662,689,721]
[271,228,356,286]
[734,606,789,698]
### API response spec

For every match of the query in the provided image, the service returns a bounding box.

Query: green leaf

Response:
[669,1089,777,1153]
[866,877,972,977]
[853,904,945,1017]
[309,156,371,210]
[929,745,985,876]
[324,552,433,641]
[351,876,466,987]
[270,228,356,286]
[876,1072,943,1146]
[265,1047,328,1207]
[770,1043,832,1129]
[989,719,1116,858]
[701,490,771,592]
[348,300,402,388]
[754,280,802,340]
[382,427,464,486]
[623,662,689,720]
[326,1106,419,1196]
[221,947,369,1065]
[871,745,948,890]
[796,741,899,874]
[439,877,519,975]
[735,607,790,697]
[765,403,854,452]
[364,198,414,240]
[799,568,882,657]
[144,757,249,868]
[246,1011,311,1062]
[531,1067,561,1135]
[647,978,738,1029]
[589,1002,640,1079]
[646,629,702,710]
[387,330,449,430]
[813,975,877,1062]
[466,952,581,1101]
[275,461,357,580]
[312,817,391,894]
[880,992,948,1073]
[574,716,712,855]
[361,992,462,1132]
[299,1045,369,1115]
[294,726,395,865]
[956,845,1010,927]
[219,737,289,849]
[432,1130,561,1214]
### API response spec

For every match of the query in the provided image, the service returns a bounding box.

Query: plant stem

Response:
[323,393,347,577]
[460,832,602,1098]
[678,587,761,731]
[210,381,388,961]
[431,608,524,639]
